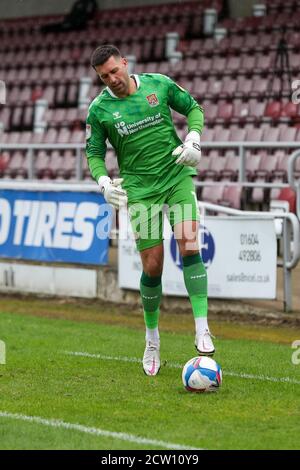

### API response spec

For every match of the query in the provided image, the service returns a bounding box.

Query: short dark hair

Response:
[90,44,121,69]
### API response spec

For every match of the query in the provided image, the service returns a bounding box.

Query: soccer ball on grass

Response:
[182,356,222,392]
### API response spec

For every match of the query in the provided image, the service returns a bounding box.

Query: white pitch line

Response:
[0,411,201,450]
[64,351,300,385]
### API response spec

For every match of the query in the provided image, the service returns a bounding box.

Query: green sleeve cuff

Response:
[187,106,204,134]
[86,155,108,182]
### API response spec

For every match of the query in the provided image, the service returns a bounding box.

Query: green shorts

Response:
[128,176,200,252]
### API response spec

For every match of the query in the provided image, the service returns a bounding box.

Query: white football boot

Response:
[143,340,160,376]
[195,329,215,356]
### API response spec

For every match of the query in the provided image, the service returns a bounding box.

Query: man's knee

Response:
[177,236,199,257]
[174,221,199,255]
[141,246,163,276]
[143,257,163,276]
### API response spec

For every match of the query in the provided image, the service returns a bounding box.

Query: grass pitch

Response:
[0,295,300,450]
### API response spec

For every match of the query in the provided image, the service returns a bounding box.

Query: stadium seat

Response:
[246,128,263,142]
[280,102,298,121]
[248,100,266,124]
[279,127,297,142]
[251,77,269,98]
[201,127,214,143]
[43,128,58,144]
[42,86,56,106]
[254,53,274,73]
[216,102,233,124]
[254,155,279,194]
[18,131,33,144]
[220,77,237,99]
[7,151,27,178]
[214,128,230,142]
[31,132,45,145]
[264,101,282,120]
[48,151,64,178]
[236,76,253,99]
[211,56,227,75]
[220,155,239,181]
[240,54,256,74]
[232,100,250,124]
[191,77,208,99]
[263,126,280,141]
[276,187,296,213]
[0,107,11,131]
[242,33,259,53]
[203,103,218,126]
[206,77,223,98]
[185,39,202,58]
[219,185,242,209]
[204,156,227,180]
[56,151,76,179]
[35,150,51,178]
[197,56,213,75]
[270,151,290,199]
[201,184,225,205]
[230,128,247,141]
[57,128,71,144]
[0,151,10,175]
[246,154,261,180]
[197,155,210,180]
[157,61,170,75]
[70,130,85,144]
[181,58,198,77]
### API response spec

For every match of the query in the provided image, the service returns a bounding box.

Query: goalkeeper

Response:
[85,45,215,376]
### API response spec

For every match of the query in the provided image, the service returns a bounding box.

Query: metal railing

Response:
[199,201,300,312]
[0,140,300,181]
[288,148,300,220]
[0,143,85,180]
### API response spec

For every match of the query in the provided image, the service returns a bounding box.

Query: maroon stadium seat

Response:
[280,102,298,120]
[264,101,282,120]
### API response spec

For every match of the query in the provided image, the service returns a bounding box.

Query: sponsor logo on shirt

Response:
[114,114,164,137]
[115,121,129,136]
[146,93,159,107]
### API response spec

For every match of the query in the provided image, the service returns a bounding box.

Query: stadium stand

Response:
[0,0,299,212]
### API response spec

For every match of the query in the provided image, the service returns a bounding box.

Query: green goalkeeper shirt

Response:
[85,73,204,202]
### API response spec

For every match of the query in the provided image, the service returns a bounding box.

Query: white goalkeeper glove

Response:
[172,130,201,167]
[98,176,128,209]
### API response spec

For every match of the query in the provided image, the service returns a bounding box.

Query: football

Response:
[182,356,222,392]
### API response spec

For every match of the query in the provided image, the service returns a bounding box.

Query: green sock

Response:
[140,272,162,329]
[182,253,208,319]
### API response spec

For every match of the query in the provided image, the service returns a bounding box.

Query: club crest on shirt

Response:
[146,93,159,107]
